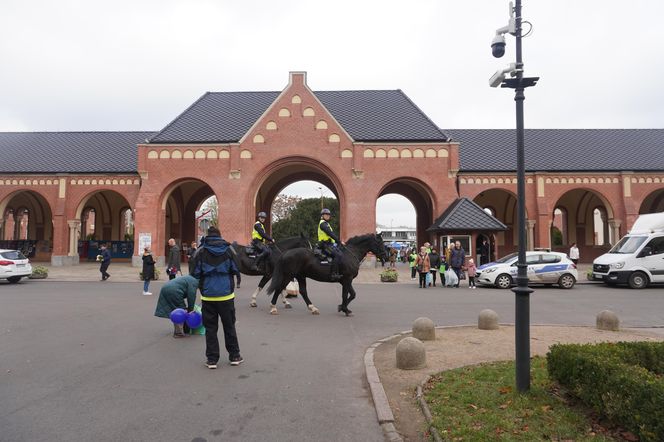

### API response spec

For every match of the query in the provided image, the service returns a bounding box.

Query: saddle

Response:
[244,246,257,258]
[313,247,332,265]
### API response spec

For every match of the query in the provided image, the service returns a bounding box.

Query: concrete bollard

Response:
[396,337,426,370]
[596,310,620,331]
[412,317,436,341]
[478,309,499,330]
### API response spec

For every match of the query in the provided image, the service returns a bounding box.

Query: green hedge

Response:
[547,342,664,442]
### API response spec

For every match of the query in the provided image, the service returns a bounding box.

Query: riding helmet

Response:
[257,211,267,218]
[320,208,331,215]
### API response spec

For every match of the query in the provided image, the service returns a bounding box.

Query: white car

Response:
[0,249,33,283]
[476,251,578,289]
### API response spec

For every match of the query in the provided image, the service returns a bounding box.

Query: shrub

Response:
[380,268,398,282]
[547,342,664,441]
[29,265,49,279]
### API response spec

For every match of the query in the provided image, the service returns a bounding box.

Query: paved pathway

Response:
[1,268,659,442]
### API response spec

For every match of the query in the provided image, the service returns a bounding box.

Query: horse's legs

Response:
[296,275,319,315]
[338,281,354,316]
[249,275,269,307]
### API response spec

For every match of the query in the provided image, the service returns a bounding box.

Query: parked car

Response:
[476,251,578,289]
[0,249,33,283]
[592,211,664,289]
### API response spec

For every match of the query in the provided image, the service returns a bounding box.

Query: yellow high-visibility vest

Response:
[318,219,335,243]
[252,221,266,242]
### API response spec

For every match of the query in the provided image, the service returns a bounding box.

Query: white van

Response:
[592,212,664,289]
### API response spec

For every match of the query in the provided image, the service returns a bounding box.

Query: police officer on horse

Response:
[318,208,345,281]
[251,211,273,272]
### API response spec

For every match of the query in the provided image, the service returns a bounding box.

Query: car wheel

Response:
[495,274,512,289]
[7,276,22,284]
[628,272,648,289]
[558,274,576,289]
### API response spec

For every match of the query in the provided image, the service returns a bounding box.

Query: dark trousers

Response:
[411,266,417,279]
[99,262,110,279]
[418,272,427,288]
[429,270,437,286]
[169,273,176,280]
[469,276,476,287]
[202,299,240,364]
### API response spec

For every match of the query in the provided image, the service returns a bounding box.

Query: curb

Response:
[364,323,664,441]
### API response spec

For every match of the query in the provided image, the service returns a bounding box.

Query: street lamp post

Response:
[489,0,538,392]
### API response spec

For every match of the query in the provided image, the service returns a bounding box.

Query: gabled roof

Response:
[0,132,154,174]
[447,129,664,172]
[428,198,507,232]
[149,90,449,144]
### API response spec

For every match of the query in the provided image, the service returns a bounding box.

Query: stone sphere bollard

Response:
[396,337,426,370]
[596,310,620,331]
[412,317,436,341]
[478,309,499,330]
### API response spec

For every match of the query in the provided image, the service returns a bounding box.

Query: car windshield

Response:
[0,250,26,260]
[494,252,518,264]
[609,235,648,254]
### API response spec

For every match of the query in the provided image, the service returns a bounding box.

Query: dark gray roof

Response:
[150,90,449,144]
[315,90,448,142]
[428,198,507,232]
[0,132,154,173]
[448,129,664,172]
[150,92,280,144]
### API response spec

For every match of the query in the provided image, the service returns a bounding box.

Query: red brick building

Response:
[1,72,663,265]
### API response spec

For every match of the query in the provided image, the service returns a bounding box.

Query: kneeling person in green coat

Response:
[154,275,199,338]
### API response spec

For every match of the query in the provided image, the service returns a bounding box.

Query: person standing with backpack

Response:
[192,226,243,369]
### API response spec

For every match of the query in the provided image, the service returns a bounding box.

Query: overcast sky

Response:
[2,0,663,226]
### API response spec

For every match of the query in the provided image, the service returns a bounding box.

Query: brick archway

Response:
[0,189,54,260]
[378,178,435,247]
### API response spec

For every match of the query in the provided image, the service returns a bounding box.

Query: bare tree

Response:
[271,194,302,222]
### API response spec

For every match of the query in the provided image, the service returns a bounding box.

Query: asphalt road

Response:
[1,278,663,442]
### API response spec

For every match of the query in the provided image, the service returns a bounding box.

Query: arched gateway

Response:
[1,73,664,266]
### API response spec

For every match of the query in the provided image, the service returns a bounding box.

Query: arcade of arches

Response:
[1,73,663,266]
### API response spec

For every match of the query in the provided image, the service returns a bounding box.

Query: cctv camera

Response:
[489,69,506,88]
[491,34,506,58]
[489,63,518,88]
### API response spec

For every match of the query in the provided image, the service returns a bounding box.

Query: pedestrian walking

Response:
[192,226,243,369]
[98,244,111,281]
[569,243,579,265]
[187,241,197,275]
[415,246,431,288]
[167,238,181,280]
[154,275,199,338]
[428,248,440,287]
[466,258,477,289]
[450,241,466,288]
[408,248,418,280]
[141,247,155,295]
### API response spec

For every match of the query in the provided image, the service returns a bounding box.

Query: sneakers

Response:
[205,361,218,369]
[142,291,152,296]
[230,356,244,366]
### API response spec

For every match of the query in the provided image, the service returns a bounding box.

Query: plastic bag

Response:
[286,280,299,296]
[188,304,206,335]
[445,268,458,287]
[426,272,432,285]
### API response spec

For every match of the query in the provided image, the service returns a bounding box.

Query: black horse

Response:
[266,233,388,316]
[231,234,311,308]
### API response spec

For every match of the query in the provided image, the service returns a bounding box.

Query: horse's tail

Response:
[266,256,286,296]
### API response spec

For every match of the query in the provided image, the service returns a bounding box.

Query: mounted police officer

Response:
[318,208,345,281]
[251,211,273,272]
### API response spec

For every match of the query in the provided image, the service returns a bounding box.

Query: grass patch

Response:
[423,357,619,441]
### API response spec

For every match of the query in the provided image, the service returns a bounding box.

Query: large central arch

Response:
[377,178,435,248]
[250,156,345,237]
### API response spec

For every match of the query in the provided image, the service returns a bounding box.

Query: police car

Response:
[0,249,33,283]
[476,251,578,289]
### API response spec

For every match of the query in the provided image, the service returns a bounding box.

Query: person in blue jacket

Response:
[192,226,243,369]
[99,244,112,281]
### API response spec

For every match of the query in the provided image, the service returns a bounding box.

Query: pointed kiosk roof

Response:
[427,198,507,232]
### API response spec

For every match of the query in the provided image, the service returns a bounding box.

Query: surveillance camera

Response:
[489,63,518,88]
[491,34,506,58]
[489,69,506,88]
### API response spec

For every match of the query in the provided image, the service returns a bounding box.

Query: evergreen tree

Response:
[272,197,339,243]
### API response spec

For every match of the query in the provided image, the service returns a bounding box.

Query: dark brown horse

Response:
[230,234,311,308]
[266,233,388,316]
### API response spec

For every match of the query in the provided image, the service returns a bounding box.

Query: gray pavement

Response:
[1,271,663,442]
